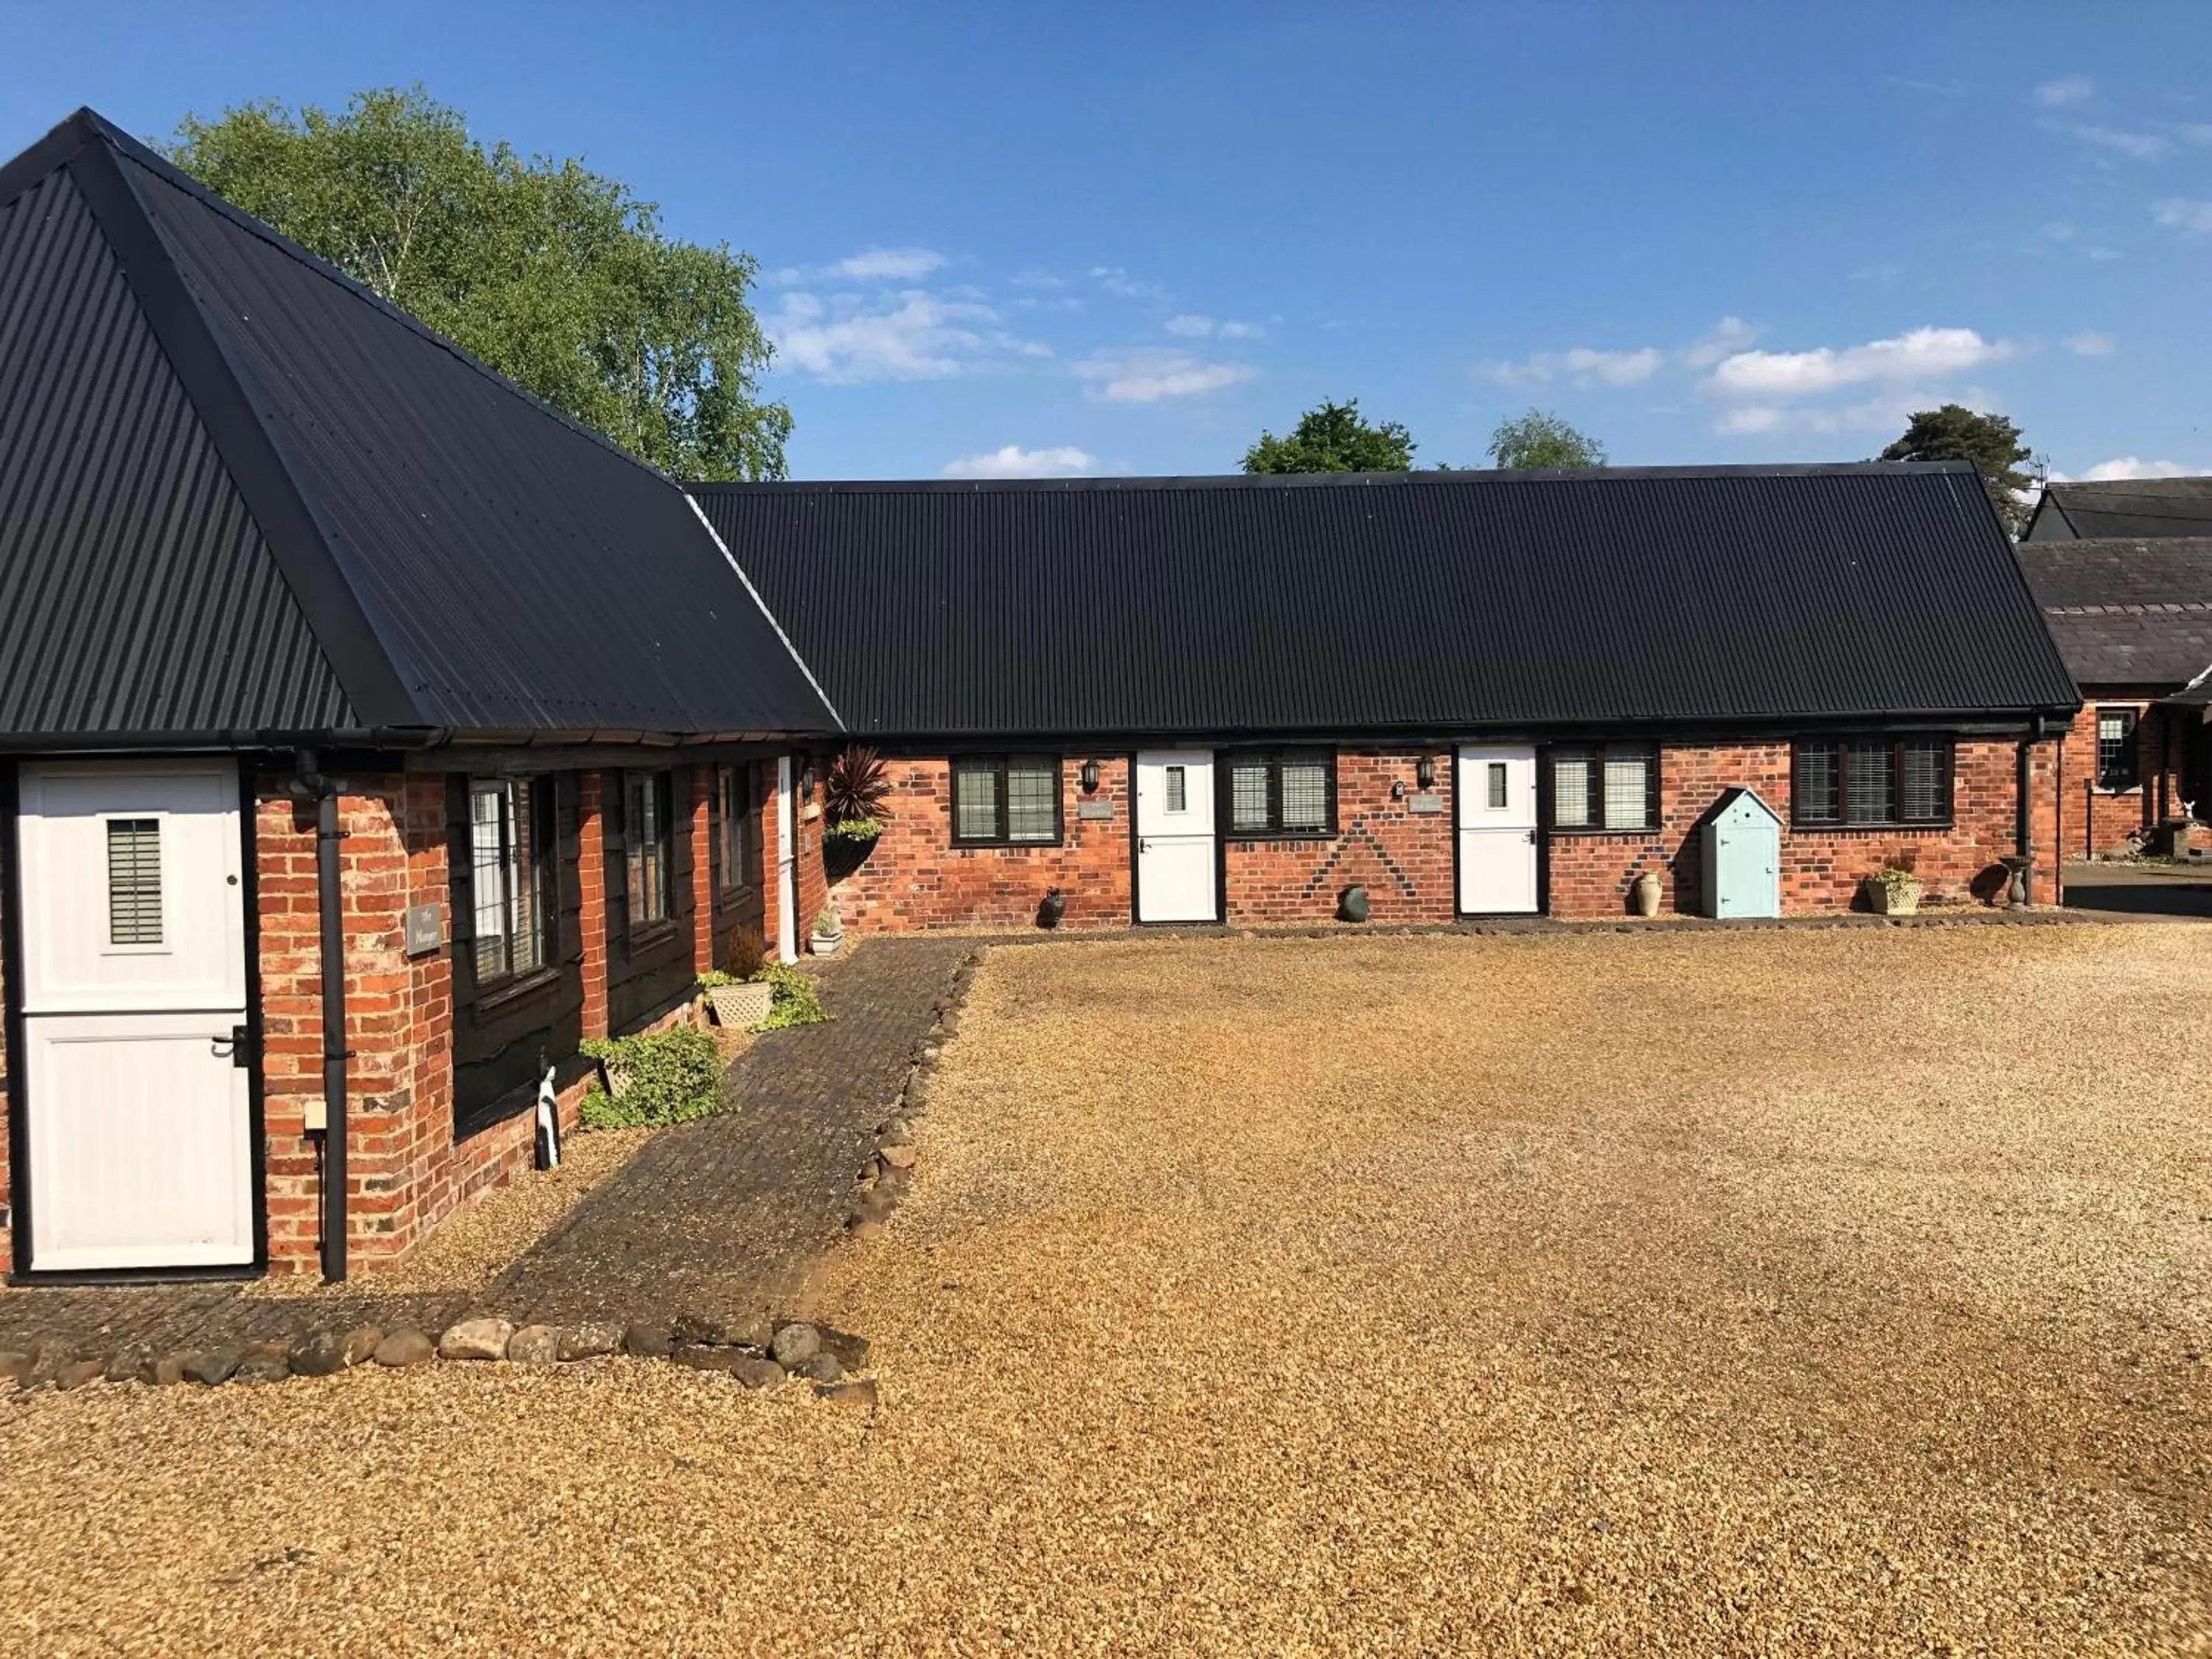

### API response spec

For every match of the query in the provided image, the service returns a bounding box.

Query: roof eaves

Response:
[64,127,425,727]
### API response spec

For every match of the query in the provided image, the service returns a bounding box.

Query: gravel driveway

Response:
[2,925,2208,1655]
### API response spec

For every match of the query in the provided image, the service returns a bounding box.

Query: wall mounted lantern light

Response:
[1416,755,1437,790]
[1080,758,1102,793]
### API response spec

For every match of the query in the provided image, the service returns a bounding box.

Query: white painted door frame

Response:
[774,754,799,964]
[1134,749,1220,923]
[1455,744,1541,915]
[14,759,255,1273]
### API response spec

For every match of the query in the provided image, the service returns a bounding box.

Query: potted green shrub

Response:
[823,745,892,844]
[810,903,846,956]
[699,969,773,1029]
[1863,858,1922,916]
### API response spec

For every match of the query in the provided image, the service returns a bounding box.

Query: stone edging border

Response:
[0,1311,878,1409]
[846,947,983,1240]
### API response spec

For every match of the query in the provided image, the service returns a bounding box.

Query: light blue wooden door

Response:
[1713,818,1780,917]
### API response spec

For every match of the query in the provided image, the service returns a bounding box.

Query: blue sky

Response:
[7,1,2211,481]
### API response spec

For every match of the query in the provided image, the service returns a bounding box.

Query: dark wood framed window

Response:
[2096,708,2140,792]
[1793,737,1952,827]
[1225,748,1336,837]
[624,769,675,932]
[468,777,557,984]
[714,763,761,894]
[950,755,1062,846]
[1550,743,1659,832]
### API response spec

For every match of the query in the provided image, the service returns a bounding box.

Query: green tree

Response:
[1876,404,2034,537]
[1486,408,1606,470]
[167,87,790,481]
[1242,399,1416,473]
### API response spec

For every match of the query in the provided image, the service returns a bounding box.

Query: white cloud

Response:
[1164,313,1264,340]
[2056,456,2205,483]
[1073,349,1254,403]
[830,247,947,280]
[2034,75,2094,108]
[2154,198,2212,233]
[1488,344,1665,388]
[1717,406,1784,435]
[2067,123,2168,159]
[1705,326,2014,400]
[942,444,1099,479]
[2064,330,2116,356]
[1682,315,1759,369]
[769,291,1044,383]
[1090,265,1165,300]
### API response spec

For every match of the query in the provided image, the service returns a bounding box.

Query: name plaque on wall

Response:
[403,902,444,958]
[1405,793,1444,815]
[1077,800,1115,821]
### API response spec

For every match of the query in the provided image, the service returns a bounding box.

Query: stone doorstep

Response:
[0,1314,875,1404]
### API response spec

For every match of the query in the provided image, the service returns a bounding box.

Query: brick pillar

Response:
[578,771,609,1040]
[692,762,716,976]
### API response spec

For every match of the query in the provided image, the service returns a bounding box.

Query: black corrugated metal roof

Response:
[2025,477,2212,542]
[0,109,838,742]
[694,465,2081,738]
[2017,536,2212,689]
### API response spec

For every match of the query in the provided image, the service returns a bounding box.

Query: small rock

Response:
[770,1324,821,1367]
[290,1329,355,1377]
[185,1347,245,1386]
[438,1318,514,1361]
[668,1343,741,1374]
[877,1118,913,1147]
[556,1323,622,1362]
[233,1346,291,1385]
[728,1355,786,1389]
[147,1352,194,1386]
[796,1352,844,1383]
[817,1326,872,1371]
[372,1329,436,1367]
[846,1219,885,1242]
[341,1326,383,1367]
[506,1324,560,1365]
[0,1351,33,1388]
[880,1142,918,1170]
[671,1310,772,1349]
[55,1358,106,1391]
[815,1378,878,1411]
[918,1044,942,1065]
[105,1346,152,1385]
[622,1323,672,1359]
[855,1189,898,1224]
[938,1012,961,1036]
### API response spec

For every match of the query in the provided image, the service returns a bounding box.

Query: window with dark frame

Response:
[1549,743,1659,831]
[950,755,1062,845]
[1792,737,1953,827]
[625,769,675,931]
[468,778,556,984]
[715,764,760,894]
[2096,709,2140,792]
[105,817,162,945]
[1225,749,1335,836]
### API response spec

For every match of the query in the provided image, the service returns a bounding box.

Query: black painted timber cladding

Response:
[0,110,837,742]
[695,465,2081,738]
[0,165,351,735]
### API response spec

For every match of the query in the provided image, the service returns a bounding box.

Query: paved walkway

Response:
[2062,859,2212,919]
[0,939,972,1364]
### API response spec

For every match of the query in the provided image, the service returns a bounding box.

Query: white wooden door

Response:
[1456,745,1540,914]
[1135,750,1217,922]
[775,755,799,964]
[15,760,253,1270]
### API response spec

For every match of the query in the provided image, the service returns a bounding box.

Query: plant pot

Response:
[1337,884,1371,923]
[707,981,774,1029]
[1037,889,1067,928]
[1865,874,1921,916]
[1629,871,1663,918]
[600,1059,632,1099]
[810,930,844,957]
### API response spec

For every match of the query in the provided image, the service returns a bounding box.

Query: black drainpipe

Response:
[292,750,350,1283]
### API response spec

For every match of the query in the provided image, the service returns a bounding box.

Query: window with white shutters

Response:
[105,818,162,945]
[1548,745,1658,831]
[1225,750,1335,836]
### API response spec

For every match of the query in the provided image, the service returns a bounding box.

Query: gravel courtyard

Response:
[2,924,2208,1655]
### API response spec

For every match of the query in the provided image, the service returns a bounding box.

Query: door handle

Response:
[1139,838,1151,852]
[215,1023,257,1068]
[1526,829,1537,844]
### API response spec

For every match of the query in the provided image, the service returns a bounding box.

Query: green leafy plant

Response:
[811,903,845,940]
[577,1026,724,1127]
[824,747,892,837]
[757,961,832,1030]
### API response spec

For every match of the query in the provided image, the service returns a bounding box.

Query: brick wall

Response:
[0,827,10,1277]
[2056,700,2192,858]
[830,755,1134,931]
[1224,751,1455,924]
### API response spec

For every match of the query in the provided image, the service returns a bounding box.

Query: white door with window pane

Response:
[775,756,799,964]
[15,761,253,1270]
[1135,750,1218,922]
[1456,745,1539,914]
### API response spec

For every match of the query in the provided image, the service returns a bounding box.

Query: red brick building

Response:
[0,109,2083,1287]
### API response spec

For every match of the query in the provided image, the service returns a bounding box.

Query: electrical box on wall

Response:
[302,1093,327,1133]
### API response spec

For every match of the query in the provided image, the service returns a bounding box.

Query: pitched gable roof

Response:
[694,464,2079,739]
[2016,535,2212,689]
[0,108,837,742]
[2025,476,2212,542]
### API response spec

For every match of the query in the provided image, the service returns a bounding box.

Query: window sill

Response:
[626,920,680,952]
[1223,829,1338,842]
[2093,785,2141,796]
[1547,825,1659,837]
[1791,821,1955,833]
[950,838,1064,851]
[716,883,759,905]
[473,964,562,1013]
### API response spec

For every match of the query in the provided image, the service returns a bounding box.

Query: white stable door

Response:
[775,755,799,964]
[1456,745,1540,914]
[1135,750,1218,922]
[16,760,253,1270]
